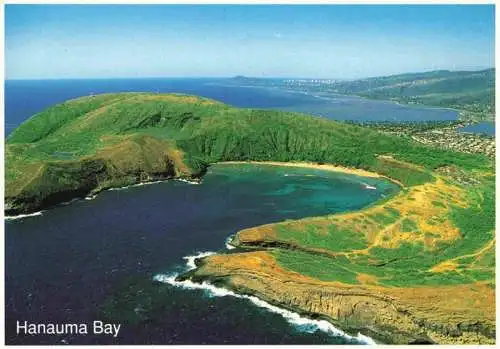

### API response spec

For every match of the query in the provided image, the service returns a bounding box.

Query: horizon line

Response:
[5,66,495,82]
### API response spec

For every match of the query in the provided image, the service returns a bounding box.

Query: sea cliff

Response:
[5,93,495,344]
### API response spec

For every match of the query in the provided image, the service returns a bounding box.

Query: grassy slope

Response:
[208,167,495,343]
[332,68,494,115]
[5,93,495,341]
[272,176,495,287]
[7,92,490,202]
[232,69,495,116]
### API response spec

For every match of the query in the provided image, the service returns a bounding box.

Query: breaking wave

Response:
[108,180,167,191]
[182,251,216,270]
[153,252,376,345]
[175,178,201,185]
[361,182,377,190]
[5,211,43,221]
[225,236,236,250]
[6,178,201,221]
[60,198,81,206]
[108,178,200,192]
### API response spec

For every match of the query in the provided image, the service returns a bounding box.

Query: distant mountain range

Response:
[331,68,495,114]
[6,92,494,344]
[230,68,495,117]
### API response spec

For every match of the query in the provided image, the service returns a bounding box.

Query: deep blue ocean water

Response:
[5,78,459,136]
[5,164,399,345]
[4,78,448,344]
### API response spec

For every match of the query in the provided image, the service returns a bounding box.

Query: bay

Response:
[5,163,399,344]
[456,121,495,136]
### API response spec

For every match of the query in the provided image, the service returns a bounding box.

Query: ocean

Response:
[5,78,460,136]
[5,163,399,345]
[5,78,446,345]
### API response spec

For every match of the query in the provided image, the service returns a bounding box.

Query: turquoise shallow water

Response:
[215,164,396,217]
[6,163,399,344]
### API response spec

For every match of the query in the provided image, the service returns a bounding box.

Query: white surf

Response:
[154,251,377,345]
[5,211,43,221]
[225,236,236,250]
[175,178,201,185]
[362,182,377,190]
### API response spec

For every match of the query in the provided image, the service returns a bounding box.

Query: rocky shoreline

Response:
[6,159,495,344]
[178,241,495,345]
[4,160,392,216]
[5,167,203,217]
[176,257,394,344]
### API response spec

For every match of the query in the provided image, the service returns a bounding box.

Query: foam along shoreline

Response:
[108,179,169,191]
[7,177,201,220]
[183,251,216,271]
[108,178,200,191]
[7,196,86,220]
[175,178,202,185]
[153,252,377,345]
[225,236,236,250]
[5,211,44,221]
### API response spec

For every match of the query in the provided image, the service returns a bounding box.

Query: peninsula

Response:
[5,93,495,344]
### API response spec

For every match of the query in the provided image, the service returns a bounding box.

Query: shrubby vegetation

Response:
[5,92,495,298]
[231,68,495,119]
[7,92,491,200]
[6,92,493,216]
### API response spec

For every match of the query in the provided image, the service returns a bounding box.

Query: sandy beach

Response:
[216,161,383,179]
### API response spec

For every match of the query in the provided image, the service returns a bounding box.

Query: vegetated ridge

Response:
[5,93,495,344]
[333,68,494,114]
[231,68,495,121]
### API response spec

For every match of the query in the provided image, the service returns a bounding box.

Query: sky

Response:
[5,4,496,79]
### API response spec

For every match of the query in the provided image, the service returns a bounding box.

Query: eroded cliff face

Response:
[185,251,495,344]
[5,135,200,216]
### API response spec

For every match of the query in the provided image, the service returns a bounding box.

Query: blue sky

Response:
[5,4,495,79]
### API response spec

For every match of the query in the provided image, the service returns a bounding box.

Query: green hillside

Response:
[6,92,490,214]
[5,93,495,343]
[332,68,495,116]
[227,69,495,120]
